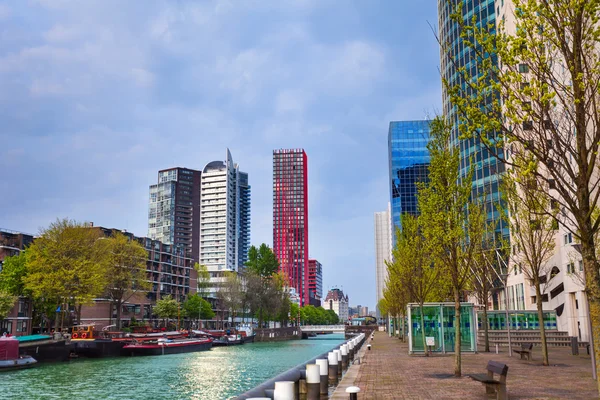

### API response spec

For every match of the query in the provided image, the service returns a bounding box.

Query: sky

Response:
[0,0,441,310]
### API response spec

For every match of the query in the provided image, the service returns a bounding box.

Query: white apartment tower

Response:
[200,149,251,297]
[374,204,392,319]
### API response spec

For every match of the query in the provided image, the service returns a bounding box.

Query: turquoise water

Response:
[2,334,345,400]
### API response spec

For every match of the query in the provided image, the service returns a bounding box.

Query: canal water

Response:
[3,334,346,399]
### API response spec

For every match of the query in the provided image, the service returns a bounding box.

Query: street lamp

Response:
[499,273,513,357]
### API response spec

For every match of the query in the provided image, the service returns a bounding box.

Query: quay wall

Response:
[254,327,301,342]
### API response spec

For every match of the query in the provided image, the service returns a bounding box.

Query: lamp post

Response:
[499,273,513,357]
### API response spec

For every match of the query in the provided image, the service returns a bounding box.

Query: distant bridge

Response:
[300,325,346,333]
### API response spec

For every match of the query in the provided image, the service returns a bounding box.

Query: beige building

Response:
[324,288,349,323]
[374,204,392,319]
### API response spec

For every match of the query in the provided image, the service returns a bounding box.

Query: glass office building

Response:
[388,120,432,235]
[438,0,508,243]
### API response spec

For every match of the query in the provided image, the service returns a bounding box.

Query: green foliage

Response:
[154,295,179,320]
[299,305,338,325]
[96,231,150,330]
[183,293,215,320]
[0,290,16,320]
[0,252,28,296]
[24,219,107,311]
[245,244,280,278]
[194,263,210,298]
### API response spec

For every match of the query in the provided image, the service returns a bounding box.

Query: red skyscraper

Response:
[273,149,309,305]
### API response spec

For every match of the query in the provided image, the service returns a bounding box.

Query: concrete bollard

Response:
[306,364,320,399]
[367,344,371,351]
[274,381,295,400]
[348,341,354,360]
[328,351,338,384]
[346,386,361,400]
[316,358,328,395]
[341,344,349,370]
[335,349,343,378]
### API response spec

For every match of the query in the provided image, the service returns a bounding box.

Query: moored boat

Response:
[212,334,244,347]
[1,337,37,371]
[122,337,213,356]
[18,334,72,362]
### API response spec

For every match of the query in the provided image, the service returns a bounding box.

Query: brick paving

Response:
[349,331,598,399]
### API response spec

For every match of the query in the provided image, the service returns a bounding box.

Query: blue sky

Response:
[0,0,440,309]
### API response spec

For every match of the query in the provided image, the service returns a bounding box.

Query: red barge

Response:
[122,337,213,356]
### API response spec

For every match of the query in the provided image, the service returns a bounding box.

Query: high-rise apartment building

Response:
[438,0,507,243]
[200,149,250,297]
[374,204,392,318]
[273,149,309,305]
[148,167,201,262]
[308,259,323,306]
[388,120,432,233]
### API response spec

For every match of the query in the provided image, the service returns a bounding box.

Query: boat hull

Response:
[19,340,73,362]
[0,356,37,372]
[72,339,126,358]
[123,340,212,356]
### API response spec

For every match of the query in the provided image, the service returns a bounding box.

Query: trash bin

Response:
[571,336,579,355]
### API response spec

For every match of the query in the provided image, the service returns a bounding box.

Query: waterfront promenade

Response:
[337,331,597,399]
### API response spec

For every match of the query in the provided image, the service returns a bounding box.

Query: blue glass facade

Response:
[438,0,508,242]
[388,120,432,235]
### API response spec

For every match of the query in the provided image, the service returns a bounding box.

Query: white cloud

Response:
[130,68,155,87]
[274,89,310,114]
[29,79,64,96]
[43,25,78,42]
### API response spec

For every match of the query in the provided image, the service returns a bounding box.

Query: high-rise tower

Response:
[200,149,250,297]
[273,149,309,306]
[374,204,392,319]
[438,0,507,242]
[148,167,201,262]
[388,120,432,234]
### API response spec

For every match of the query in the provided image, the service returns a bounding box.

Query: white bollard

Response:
[306,364,320,399]
[273,381,295,400]
[346,386,361,400]
[335,349,343,377]
[328,351,338,383]
[341,344,349,369]
[316,359,328,394]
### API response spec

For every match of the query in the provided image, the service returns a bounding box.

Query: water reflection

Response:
[3,334,345,400]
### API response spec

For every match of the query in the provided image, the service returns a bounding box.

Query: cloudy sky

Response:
[0,0,440,309]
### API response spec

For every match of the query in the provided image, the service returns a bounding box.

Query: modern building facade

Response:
[388,120,432,234]
[374,204,392,318]
[324,288,349,322]
[273,149,309,306]
[148,167,201,262]
[79,226,197,330]
[200,149,250,298]
[308,259,323,306]
[0,229,34,336]
[438,0,507,243]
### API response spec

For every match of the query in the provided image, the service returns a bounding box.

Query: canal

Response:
[3,334,346,399]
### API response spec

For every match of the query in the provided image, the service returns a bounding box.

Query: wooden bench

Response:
[469,360,508,400]
[513,343,533,360]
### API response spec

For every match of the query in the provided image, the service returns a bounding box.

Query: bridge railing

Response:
[300,325,346,331]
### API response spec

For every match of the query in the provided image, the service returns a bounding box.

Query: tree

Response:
[24,219,107,329]
[387,216,444,354]
[325,309,339,324]
[245,244,280,278]
[502,157,557,366]
[418,117,484,375]
[290,302,300,326]
[154,295,179,327]
[444,0,600,386]
[0,252,28,296]
[194,263,210,299]
[96,231,150,330]
[0,291,16,321]
[217,272,244,328]
[470,243,497,353]
[183,293,215,327]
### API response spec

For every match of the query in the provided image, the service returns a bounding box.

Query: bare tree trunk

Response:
[76,304,82,326]
[454,289,462,377]
[116,300,122,331]
[420,304,428,356]
[401,313,406,343]
[483,302,490,353]
[535,283,549,366]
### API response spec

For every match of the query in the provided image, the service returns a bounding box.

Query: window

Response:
[564,233,573,245]
[519,63,530,73]
[579,260,584,272]
[567,262,575,274]
[16,320,27,333]
[549,179,556,189]
[523,121,533,131]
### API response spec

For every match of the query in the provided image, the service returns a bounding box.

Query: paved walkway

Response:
[344,331,598,399]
